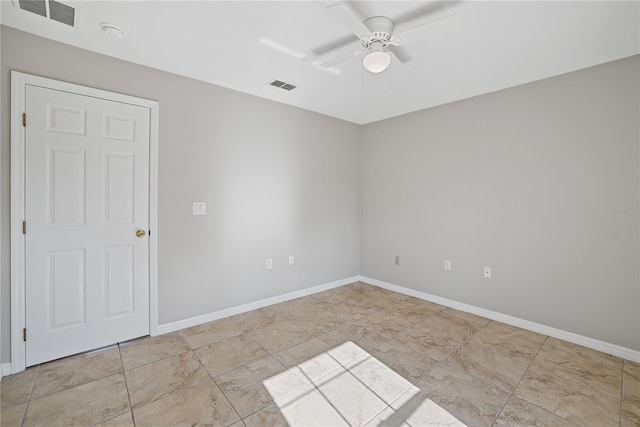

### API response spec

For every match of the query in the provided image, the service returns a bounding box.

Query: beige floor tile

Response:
[281,348,343,384]
[419,311,483,340]
[414,364,509,427]
[622,399,640,427]
[544,337,622,367]
[467,327,544,365]
[7,288,628,426]
[228,308,283,332]
[399,315,475,361]
[355,311,416,338]
[384,297,444,323]
[242,403,288,427]
[267,298,314,317]
[315,369,387,426]
[125,351,209,408]
[326,283,378,302]
[133,379,238,427]
[624,360,640,400]
[531,343,622,397]
[485,321,548,345]
[325,341,371,366]
[344,352,415,405]
[215,356,288,418]
[1,403,28,427]
[318,323,387,352]
[196,334,269,377]
[355,290,408,310]
[622,363,640,426]
[245,320,312,353]
[369,337,439,383]
[380,391,468,427]
[494,396,578,426]
[268,385,349,427]
[515,366,620,427]
[275,384,351,426]
[32,346,122,400]
[92,411,134,427]
[0,366,38,409]
[625,360,640,376]
[363,406,412,427]
[180,318,243,349]
[444,341,529,392]
[23,374,129,427]
[303,290,348,308]
[275,338,332,368]
[439,308,491,330]
[119,332,190,370]
[274,301,347,335]
[378,288,412,300]
[323,299,380,322]
[286,315,343,336]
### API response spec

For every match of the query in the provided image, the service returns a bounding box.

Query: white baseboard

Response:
[360,276,640,363]
[1,362,13,379]
[156,276,361,335]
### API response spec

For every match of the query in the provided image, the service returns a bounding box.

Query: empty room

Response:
[0,1,638,426]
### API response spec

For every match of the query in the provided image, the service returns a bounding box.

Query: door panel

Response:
[47,249,86,329]
[25,85,150,365]
[47,147,86,226]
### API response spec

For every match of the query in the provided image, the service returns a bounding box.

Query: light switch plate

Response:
[193,202,206,215]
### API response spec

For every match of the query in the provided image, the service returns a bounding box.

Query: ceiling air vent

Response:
[267,79,297,91]
[15,0,79,28]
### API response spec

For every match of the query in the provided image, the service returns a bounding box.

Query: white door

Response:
[25,85,150,366]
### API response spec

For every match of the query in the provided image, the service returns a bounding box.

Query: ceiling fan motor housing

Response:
[362,16,394,47]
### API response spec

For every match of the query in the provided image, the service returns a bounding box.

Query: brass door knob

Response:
[136,229,146,238]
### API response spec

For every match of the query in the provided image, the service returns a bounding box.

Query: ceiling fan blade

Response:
[391,14,461,46]
[388,51,409,72]
[386,45,412,64]
[315,49,364,69]
[326,4,371,39]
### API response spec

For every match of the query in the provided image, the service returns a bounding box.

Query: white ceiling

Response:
[2,1,638,124]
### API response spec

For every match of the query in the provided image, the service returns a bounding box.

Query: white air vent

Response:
[267,79,297,91]
[14,0,80,28]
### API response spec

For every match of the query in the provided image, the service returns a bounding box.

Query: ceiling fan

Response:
[316,4,462,74]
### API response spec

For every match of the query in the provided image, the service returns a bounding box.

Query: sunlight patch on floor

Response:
[263,341,466,426]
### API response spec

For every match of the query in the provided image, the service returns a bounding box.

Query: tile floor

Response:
[1,281,638,426]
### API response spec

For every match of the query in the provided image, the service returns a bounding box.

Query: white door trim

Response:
[10,71,159,373]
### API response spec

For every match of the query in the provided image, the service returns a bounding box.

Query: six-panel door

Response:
[25,85,151,366]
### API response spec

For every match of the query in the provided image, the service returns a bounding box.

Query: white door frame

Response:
[10,71,159,373]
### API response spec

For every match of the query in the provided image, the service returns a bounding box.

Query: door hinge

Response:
[22,221,26,235]
[23,328,27,342]
[22,113,26,127]
[148,230,151,236]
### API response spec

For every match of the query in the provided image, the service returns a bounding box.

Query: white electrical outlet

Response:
[395,256,400,266]
[289,255,295,265]
[266,259,273,269]
[444,260,451,271]
[192,202,206,215]
[484,267,492,279]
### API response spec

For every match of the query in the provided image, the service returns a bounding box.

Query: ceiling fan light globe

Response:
[363,51,391,73]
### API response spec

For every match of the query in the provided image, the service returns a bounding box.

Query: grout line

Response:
[619,360,625,427]
[191,350,245,424]
[19,364,40,427]
[190,334,257,424]
[118,344,136,427]
[490,336,550,426]
[122,348,192,372]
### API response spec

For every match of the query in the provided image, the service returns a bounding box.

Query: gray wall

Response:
[0,27,361,362]
[2,26,638,364]
[360,55,640,351]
